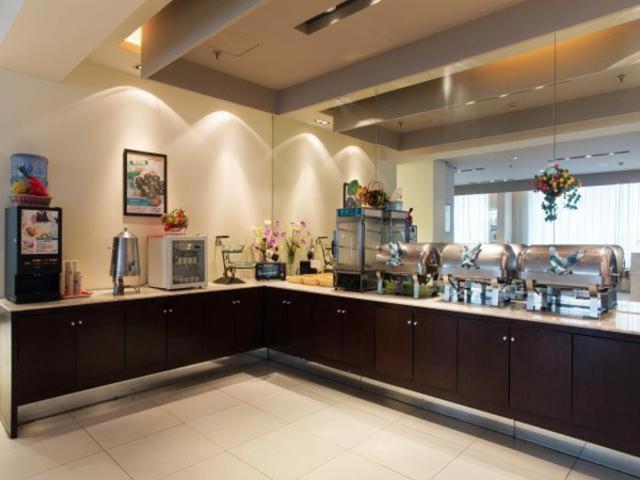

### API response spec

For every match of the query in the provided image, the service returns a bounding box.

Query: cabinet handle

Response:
[406,320,412,325]
[236,300,241,304]
[169,308,174,313]
[163,309,168,314]
[70,321,75,327]
[413,321,418,326]
[282,300,287,304]
[287,301,292,305]
[502,335,508,341]
[342,310,347,314]
[336,309,341,313]
[510,337,515,342]
[78,320,83,326]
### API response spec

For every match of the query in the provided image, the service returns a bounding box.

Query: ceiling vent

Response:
[295,0,382,35]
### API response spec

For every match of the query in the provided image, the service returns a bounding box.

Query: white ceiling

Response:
[183,0,523,90]
[449,130,640,185]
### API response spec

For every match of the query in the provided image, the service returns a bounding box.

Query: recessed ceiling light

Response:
[325,6,336,12]
[534,85,545,90]
[465,100,476,105]
[586,154,592,158]
[609,152,615,156]
[512,156,518,160]
[125,27,142,47]
[314,118,330,125]
[499,93,509,98]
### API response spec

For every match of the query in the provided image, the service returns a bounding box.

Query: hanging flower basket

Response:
[530,164,581,222]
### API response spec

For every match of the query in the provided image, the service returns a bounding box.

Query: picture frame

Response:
[123,149,167,217]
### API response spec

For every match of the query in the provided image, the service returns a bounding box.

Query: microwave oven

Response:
[148,235,208,290]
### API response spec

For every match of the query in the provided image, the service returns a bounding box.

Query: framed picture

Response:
[123,149,167,216]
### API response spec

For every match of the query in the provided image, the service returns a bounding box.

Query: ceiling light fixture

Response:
[534,85,545,90]
[124,27,142,47]
[314,119,330,125]
[465,100,476,105]
[499,93,509,98]
[296,0,382,35]
[512,156,518,160]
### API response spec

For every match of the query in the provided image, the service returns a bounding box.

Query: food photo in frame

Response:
[123,149,167,216]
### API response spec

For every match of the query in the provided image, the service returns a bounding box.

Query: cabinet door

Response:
[77,306,125,382]
[510,326,571,421]
[287,292,312,356]
[458,318,509,407]
[573,335,640,446]
[168,296,204,362]
[414,312,457,392]
[265,289,288,351]
[312,295,342,362]
[235,288,265,352]
[374,305,413,381]
[19,311,76,401]
[204,292,236,358]
[341,299,373,370]
[125,301,167,370]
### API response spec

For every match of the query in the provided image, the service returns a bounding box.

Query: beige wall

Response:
[273,116,396,265]
[0,62,273,291]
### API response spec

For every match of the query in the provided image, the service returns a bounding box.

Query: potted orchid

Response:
[283,220,311,275]
[252,219,283,262]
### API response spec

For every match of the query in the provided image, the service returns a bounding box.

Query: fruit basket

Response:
[9,194,52,207]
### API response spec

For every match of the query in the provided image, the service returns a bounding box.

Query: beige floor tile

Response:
[300,451,411,480]
[69,393,151,422]
[28,452,130,480]
[466,431,575,480]
[568,460,639,480]
[398,408,486,448]
[108,424,222,480]
[0,414,102,479]
[434,448,553,480]
[294,377,363,404]
[353,423,464,480]
[78,400,181,449]
[339,390,416,422]
[154,388,242,422]
[162,452,270,480]
[295,403,392,448]
[247,387,333,422]
[221,377,292,402]
[230,424,344,480]
[188,403,286,448]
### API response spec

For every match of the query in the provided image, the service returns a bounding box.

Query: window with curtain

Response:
[454,193,490,243]
[526,183,640,264]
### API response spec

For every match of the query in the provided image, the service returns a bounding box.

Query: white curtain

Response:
[454,194,490,243]
[526,183,640,264]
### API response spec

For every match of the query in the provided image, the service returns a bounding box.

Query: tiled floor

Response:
[3,356,638,480]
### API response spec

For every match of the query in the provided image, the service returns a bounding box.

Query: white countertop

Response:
[3,280,640,337]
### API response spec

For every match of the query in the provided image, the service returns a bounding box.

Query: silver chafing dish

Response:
[441,243,517,306]
[374,242,440,299]
[521,245,621,319]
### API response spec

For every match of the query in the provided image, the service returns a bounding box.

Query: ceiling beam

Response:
[142,0,269,78]
[277,0,640,114]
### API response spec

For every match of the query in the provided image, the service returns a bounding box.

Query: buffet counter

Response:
[3,280,640,337]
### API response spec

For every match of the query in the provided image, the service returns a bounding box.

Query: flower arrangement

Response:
[252,219,283,262]
[283,220,311,273]
[162,208,189,233]
[530,164,581,222]
[348,179,389,208]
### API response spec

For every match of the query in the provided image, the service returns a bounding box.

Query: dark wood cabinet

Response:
[167,295,204,362]
[341,299,373,370]
[125,301,167,370]
[458,318,509,407]
[266,289,288,351]
[413,312,457,392]
[509,326,571,421]
[286,292,312,356]
[573,335,640,448]
[76,306,125,382]
[204,293,236,358]
[18,311,77,401]
[234,288,265,352]
[374,305,413,381]
[312,295,342,362]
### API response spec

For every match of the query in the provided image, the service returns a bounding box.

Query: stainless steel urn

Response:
[110,226,141,295]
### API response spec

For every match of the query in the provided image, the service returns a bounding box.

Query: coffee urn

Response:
[110,226,140,295]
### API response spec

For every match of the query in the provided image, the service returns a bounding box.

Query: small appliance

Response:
[5,206,62,303]
[148,235,208,290]
[110,226,141,295]
[255,262,286,280]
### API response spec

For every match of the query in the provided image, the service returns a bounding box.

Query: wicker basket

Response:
[9,194,52,207]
